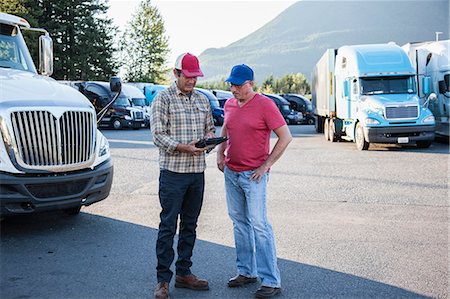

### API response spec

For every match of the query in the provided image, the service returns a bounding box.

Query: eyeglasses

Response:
[176,69,197,80]
[228,81,250,88]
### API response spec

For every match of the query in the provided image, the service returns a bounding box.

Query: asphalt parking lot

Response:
[1,125,448,299]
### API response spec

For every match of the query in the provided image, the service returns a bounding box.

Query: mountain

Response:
[198,0,449,84]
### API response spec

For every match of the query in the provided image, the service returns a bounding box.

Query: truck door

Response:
[339,77,357,119]
[349,78,359,118]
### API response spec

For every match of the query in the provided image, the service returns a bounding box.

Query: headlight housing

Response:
[99,133,110,157]
[423,115,435,124]
[365,117,381,125]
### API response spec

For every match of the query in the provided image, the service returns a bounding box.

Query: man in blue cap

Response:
[217,64,292,298]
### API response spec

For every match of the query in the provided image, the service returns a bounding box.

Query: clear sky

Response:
[108,0,296,67]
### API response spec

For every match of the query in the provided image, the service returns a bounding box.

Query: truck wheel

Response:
[63,206,81,215]
[112,119,122,130]
[324,118,330,141]
[416,140,432,148]
[315,116,323,133]
[355,122,369,150]
[329,119,337,142]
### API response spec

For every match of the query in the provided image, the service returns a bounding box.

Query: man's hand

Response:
[177,140,207,156]
[205,132,216,139]
[250,164,269,182]
[217,152,225,172]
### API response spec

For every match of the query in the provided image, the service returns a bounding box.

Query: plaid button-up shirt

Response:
[150,83,215,173]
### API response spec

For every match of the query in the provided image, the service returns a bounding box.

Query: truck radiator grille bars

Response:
[10,110,95,171]
[133,111,144,120]
[385,106,418,119]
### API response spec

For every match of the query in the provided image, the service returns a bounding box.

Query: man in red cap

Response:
[150,52,215,299]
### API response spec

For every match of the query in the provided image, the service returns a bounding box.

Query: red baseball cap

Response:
[174,52,204,77]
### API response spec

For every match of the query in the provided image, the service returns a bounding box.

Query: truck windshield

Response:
[114,96,132,107]
[131,98,146,106]
[0,24,36,73]
[281,104,291,112]
[360,76,416,95]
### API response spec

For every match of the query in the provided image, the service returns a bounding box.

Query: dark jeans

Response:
[156,170,205,283]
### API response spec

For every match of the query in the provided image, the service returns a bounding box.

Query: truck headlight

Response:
[124,115,132,120]
[423,115,435,124]
[365,117,380,125]
[0,116,11,145]
[99,133,110,157]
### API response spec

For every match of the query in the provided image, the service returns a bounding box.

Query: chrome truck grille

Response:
[133,111,144,120]
[385,106,418,119]
[10,110,95,171]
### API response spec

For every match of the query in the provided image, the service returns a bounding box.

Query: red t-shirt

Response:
[224,93,286,172]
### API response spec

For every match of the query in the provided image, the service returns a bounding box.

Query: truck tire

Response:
[112,118,122,130]
[315,116,323,133]
[416,140,432,148]
[355,122,369,150]
[324,118,330,141]
[329,119,337,142]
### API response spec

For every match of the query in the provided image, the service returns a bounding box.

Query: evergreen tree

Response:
[121,0,169,83]
[0,0,28,15]
[1,0,118,80]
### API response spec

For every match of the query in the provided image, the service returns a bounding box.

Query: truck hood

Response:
[0,68,93,109]
[360,94,419,109]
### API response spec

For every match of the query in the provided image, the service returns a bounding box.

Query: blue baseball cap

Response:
[225,64,254,85]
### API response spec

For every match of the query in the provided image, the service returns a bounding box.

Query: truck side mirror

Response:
[423,92,437,108]
[38,34,53,76]
[343,80,349,97]
[422,76,431,96]
[110,76,122,93]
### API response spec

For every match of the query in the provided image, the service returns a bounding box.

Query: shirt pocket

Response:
[168,104,185,124]
[195,102,209,120]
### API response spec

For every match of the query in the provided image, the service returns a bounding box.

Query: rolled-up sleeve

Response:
[150,93,179,154]
[204,103,215,136]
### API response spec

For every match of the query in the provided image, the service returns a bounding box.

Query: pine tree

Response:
[121,0,169,83]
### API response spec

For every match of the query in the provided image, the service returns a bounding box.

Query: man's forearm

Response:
[262,125,292,169]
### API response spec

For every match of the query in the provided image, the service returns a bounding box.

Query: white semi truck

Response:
[402,40,449,138]
[0,12,114,215]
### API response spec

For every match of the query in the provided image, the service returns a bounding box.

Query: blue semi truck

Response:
[312,43,436,150]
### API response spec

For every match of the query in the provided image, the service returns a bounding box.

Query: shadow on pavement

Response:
[1,213,431,299]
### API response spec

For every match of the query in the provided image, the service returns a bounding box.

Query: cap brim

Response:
[225,76,246,85]
[181,70,204,77]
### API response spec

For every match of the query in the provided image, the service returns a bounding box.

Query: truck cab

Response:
[0,12,113,215]
[263,93,303,125]
[76,81,146,130]
[313,44,435,150]
[402,40,450,138]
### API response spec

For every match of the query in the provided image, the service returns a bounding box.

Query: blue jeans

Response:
[224,166,281,288]
[156,170,205,283]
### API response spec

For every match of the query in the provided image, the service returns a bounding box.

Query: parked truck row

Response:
[312,43,437,150]
[59,81,150,130]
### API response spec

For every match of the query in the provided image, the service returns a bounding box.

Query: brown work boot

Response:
[154,282,169,299]
[228,274,258,287]
[175,274,209,290]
